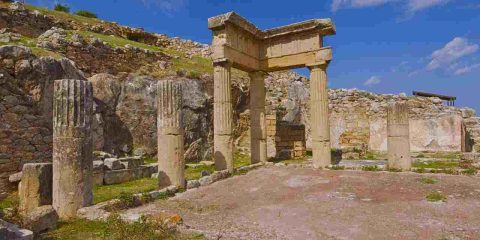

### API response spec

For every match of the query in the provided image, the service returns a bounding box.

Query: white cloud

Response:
[140,0,187,12]
[426,37,479,71]
[406,0,450,12]
[364,76,381,86]
[453,63,480,75]
[331,0,450,13]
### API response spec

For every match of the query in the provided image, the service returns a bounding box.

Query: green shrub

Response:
[462,168,477,176]
[387,167,402,172]
[54,4,70,13]
[426,191,447,202]
[118,192,136,208]
[75,10,97,18]
[187,70,201,79]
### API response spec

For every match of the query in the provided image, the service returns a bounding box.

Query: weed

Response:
[426,191,447,202]
[118,192,136,208]
[362,165,381,171]
[328,165,345,170]
[419,177,437,184]
[387,167,402,172]
[413,168,427,173]
[462,168,477,176]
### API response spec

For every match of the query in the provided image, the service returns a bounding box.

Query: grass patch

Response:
[387,167,402,172]
[75,30,163,52]
[93,178,157,204]
[143,156,157,164]
[185,164,215,181]
[426,191,447,202]
[26,4,102,26]
[419,177,437,184]
[40,214,204,240]
[171,55,213,76]
[362,165,381,171]
[462,168,477,176]
[328,165,345,170]
[413,161,459,169]
[234,152,251,168]
[0,191,18,211]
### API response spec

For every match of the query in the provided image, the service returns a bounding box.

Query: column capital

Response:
[306,61,330,70]
[213,58,232,67]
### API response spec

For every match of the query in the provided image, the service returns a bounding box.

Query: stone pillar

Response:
[387,102,411,170]
[309,63,331,168]
[213,60,234,172]
[18,163,52,216]
[157,80,185,189]
[52,79,93,220]
[249,71,267,164]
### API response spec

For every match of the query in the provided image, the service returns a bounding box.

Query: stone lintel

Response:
[208,12,336,38]
[263,47,332,72]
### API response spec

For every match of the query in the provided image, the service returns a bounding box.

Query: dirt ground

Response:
[123,166,480,240]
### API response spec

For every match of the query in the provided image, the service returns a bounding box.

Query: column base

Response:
[251,138,267,164]
[214,134,234,172]
[312,140,331,168]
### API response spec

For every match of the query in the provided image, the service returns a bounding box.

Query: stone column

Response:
[387,102,411,170]
[18,163,52,216]
[157,80,185,189]
[249,71,267,164]
[52,79,93,220]
[213,60,234,172]
[309,63,331,168]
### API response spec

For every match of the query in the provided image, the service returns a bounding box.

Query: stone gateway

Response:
[208,12,336,170]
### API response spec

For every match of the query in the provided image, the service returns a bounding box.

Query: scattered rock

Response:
[8,172,22,183]
[186,180,200,189]
[22,205,58,234]
[201,170,210,177]
[104,158,125,171]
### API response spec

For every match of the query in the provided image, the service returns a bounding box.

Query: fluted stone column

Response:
[213,60,234,172]
[52,79,93,220]
[309,63,331,168]
[157,80,185,189]
[387,102,411,170]
[249,71,267,164]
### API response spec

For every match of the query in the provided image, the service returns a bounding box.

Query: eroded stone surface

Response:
[123,167,480,240]
[22,205,58,234]
[18,163,52,216]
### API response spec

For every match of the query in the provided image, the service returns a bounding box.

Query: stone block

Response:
[186,180,200,189]
[104,158,124,170]
[0,225,6,240]
[103,169,135,185]
[8,172,22,183]
[23,205,58,234]
[118,156,143,169]
[93,171,104,186]
[0,219,33,240]
[93,161,104,171]
[18,163,52,216]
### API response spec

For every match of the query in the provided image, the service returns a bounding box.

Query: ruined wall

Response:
[265,71,479,158]
[0,46,85,197]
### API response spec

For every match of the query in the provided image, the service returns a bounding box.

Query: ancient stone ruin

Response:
[387,103,411,170]
[157,80,185,188]
[208,12,336,169]
[52,79,93,220]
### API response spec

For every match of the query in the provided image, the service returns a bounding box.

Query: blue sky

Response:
[28,0,480,111]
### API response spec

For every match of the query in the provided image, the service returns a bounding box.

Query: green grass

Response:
[413,161,459,169]
[185,164,215,181]
[414,152,462,160]
[426,191,447,202]
[462,168,477,176]
[419,177,437,184]
[328,165,345,170]
[40,215,205,240]
[93,178,157,204]
[75,30,163,52]
[0,191,18,211]
[26,4,102,26]
[362,165,381,171]
[387,167,402,172]
[143,156,157,164]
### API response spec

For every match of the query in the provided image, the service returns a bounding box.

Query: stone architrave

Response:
[157,80,185,188]
[309,63,331,168]
[18,163,52,216]
[213,60,234,172]
[249,71,267,164]
[387,102,411,170]
[52,79,94,220]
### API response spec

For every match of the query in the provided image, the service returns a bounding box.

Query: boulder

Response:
[104,158,124,170]
[0,219,33,240]
[18,163,52,215]
[0,225,6,240]
[22,205,58,234]
[186,180,200,189]
[118,156,143,169]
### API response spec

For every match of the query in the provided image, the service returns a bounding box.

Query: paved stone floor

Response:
[123,166,480,240]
